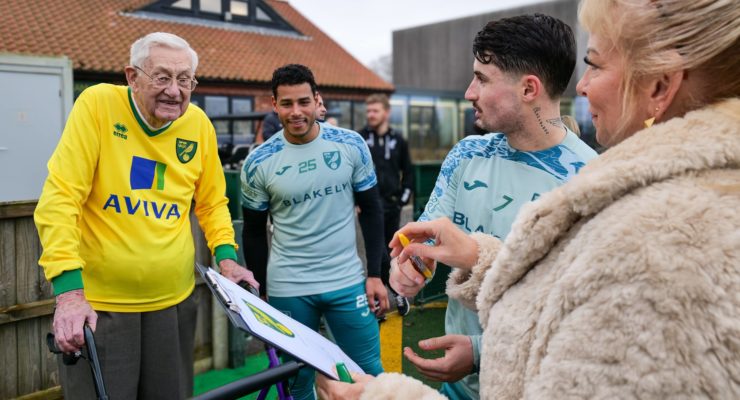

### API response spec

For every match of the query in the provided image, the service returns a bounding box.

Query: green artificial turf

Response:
[400,306,447,390]
[193,351,277,399]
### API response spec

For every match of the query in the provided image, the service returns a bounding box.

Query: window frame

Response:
[190,93,256,147]
[142,0,295,31]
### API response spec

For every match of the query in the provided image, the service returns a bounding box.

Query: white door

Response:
[0,56,72,202]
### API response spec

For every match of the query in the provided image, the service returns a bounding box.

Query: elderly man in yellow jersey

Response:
[34,32,257,399]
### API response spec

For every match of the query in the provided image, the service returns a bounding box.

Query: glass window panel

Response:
[171,0,192,9]
[325,100,351,128]
[230,0,248,16]
[389,97,407,136]
[409,96,434,106]
[458,101,483,137]
[435,100,457,149]
[189,94,203,108]
[408,105,437,161]
[352,101,366,131]
[256,5,273,21]
[200,0,222,14]
[232,98,251,113]
[232,98,254,145]
[205,96,229,135]
[205,96,229,115]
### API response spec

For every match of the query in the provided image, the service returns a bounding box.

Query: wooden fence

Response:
[0,201,215,399]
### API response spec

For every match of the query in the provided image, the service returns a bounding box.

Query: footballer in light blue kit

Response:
[419,130,597,399]
[240,64,387,400]
[398,14,598,400]
[243,125,376,297]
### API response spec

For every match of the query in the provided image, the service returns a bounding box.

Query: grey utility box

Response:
[0,54,73,202]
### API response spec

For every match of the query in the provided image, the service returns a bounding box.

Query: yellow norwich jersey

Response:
[35,84,236,312]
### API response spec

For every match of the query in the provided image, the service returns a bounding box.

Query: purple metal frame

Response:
[256,345,293,400]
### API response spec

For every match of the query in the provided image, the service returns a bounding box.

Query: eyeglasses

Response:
[134,66,198,91]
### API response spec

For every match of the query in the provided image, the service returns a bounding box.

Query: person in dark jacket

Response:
[359,93,414,316]
[261,110,282,141]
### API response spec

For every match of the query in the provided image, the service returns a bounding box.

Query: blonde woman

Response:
[317,0,739,398]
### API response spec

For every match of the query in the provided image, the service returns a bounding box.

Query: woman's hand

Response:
[390,217,479,271]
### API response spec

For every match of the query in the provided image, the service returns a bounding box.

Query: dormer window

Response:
[143,0,295,31]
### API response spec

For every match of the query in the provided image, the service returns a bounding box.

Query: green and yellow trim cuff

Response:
[215,244,238,265]
[51,268,84,296]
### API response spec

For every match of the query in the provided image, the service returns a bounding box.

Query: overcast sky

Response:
[288,0,554,66]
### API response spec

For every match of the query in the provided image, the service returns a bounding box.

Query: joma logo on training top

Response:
[102,194,182,220]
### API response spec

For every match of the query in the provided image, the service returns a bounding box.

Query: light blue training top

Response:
[420,130,597,399]
[241,122,377,297]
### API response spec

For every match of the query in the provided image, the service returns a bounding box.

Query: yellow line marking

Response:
[380,301,447,373]
[380,313,403,373]
[417,301,447,309]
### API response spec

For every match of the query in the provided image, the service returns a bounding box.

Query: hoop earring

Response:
[643,107,659,128]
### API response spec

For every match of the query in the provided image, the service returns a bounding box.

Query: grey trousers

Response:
[58,291,198,400]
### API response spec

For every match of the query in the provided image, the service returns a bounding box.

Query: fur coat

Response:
[361,98,740,399]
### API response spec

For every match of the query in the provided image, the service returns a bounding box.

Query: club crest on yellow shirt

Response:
[176,138,198,164]
[244,301,295,337]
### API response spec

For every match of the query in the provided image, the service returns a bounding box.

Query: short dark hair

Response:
[473,13,576,98]
[271,64,318,98]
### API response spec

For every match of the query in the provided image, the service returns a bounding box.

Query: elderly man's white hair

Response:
[130,32,199,73]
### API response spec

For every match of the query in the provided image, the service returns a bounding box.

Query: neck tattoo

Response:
[533,106,549,135]
[546,117,566,131]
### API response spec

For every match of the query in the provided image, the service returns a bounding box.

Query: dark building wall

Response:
[393,0,581,97]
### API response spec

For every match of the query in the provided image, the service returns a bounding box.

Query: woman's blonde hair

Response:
[561,115,581,136]
[579,0,739,126]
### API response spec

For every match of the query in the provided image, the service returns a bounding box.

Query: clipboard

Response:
[197,263,364,380]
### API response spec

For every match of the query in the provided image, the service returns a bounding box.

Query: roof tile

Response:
[0,0,393,91]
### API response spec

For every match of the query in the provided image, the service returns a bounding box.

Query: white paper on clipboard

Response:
[206,268,363,380]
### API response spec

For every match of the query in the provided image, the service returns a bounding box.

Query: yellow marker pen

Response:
[398,233,433,283]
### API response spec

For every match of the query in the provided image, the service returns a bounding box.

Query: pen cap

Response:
[336,362,354,383]
[398,233,412,248]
